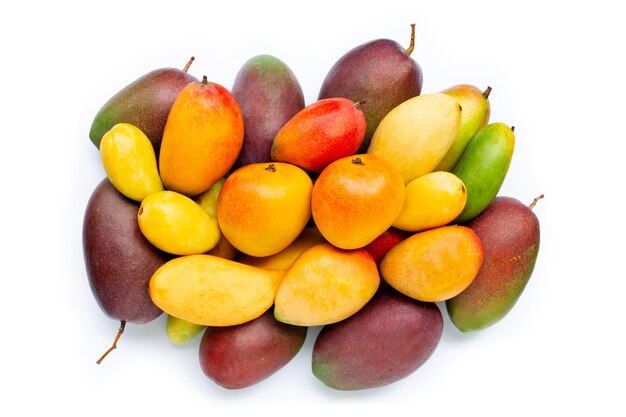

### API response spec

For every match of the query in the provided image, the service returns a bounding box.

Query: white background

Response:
[1,0,624,415]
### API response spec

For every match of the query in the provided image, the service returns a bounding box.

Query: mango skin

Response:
[318,34,423,153]
[199,309,307,389]
[312,290,442,391]
[232,55,305,167]
[447,197,540,331]
[166,315,205,345]
[89,67,197,154]
[453,122,515,223]
[83,178,168,324]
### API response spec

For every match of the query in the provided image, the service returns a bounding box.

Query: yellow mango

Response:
[238,227,326,270]
[380,226,483,302]
[138,191,220,255]
[367,93,461,184]
[100,123,163,201]
[393,172,467,232]
[149,255,283,326]
[195,177,225,218]
[274,243,379,326]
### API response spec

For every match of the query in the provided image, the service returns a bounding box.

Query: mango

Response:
[312,290,442,390]
[217,162,312,257]
[149,254,283,327]
[89,57,197,155]
[453,122,515,223]
[138,191,220,256]
[238,227,326,270]
[195,177,225,218]
[363,227,409,265]
[447,196,542,331]
[393,171,467,232]
[166,315,205,345]
[274,243,379,326]
[232,54,305,167]
[436,84,491,171]
[380,226,483,302]
[311,154,405,249]
[367,93,462,184]
[318,24,423,152]
[271,98,366,173]
[199,309,307,389]
[99,123,163,202]
[159,76,244,196]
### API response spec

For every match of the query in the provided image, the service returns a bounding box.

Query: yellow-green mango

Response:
[138,191,220,255]
[367,93,461,184]
[100,123,163,202]
[166,315,205,345]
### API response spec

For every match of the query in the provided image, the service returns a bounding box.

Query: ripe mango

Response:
[446,196,541,331]
[367,93,461,184]
[232,54,304,167]
[274,243,379,326]
[159,76,244,196]
[393,171,467,232]
[217,162,312,257]
[199,309,307,389]
[138,191,220,256]
[312,290,442,390]
[99,123,163,202]
[149,255,283,327]
[380,226,483,302]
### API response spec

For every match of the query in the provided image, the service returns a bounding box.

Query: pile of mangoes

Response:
[83,24,542,391]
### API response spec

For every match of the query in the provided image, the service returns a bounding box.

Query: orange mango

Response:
[274,243,379,326]
[380,226,483,302]
[311,154,405,249]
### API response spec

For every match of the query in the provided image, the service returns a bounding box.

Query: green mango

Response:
[452,122,515,223]
[166,315,205,345]
[89,57,197,156]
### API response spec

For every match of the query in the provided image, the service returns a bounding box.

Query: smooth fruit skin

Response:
[83,178,168,324]
[217,163,312,257]
[312,290,442,391]
[149,254,283,327]
[199,309,307,389]
[436,84,491,171]
[100,123,163,202]
[159,78,244,196]
[89,66,197,154]
[380,226,483,302]
[274,243,380,326]
[447,197,541,331]
[453,122,515,223]
[393,171,467,232]
[311,154,405,249]
[363,227,409,265]
[232,55,305,167]
[318,28,423,153]
[138,191,220,256]
[367,93,462,184]
[166,315,205,345]
[271,98,366,173]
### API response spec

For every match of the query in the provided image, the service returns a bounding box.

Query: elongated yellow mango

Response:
[367,94,461,184]
[100,123,163,201]
[149,255,283,326]
[138,191,220,255]
[393,172,467,232]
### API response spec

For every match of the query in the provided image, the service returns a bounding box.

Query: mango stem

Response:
[528,194,544,210]
[201,75,208,85]
[96,320,126,365]
[265,163,277,172]
[405,23,416,56]
[352,157,364,165]
[483,86,492,99]
[183,56,195,73]
[511,126,515,132]
[354,99,367,110]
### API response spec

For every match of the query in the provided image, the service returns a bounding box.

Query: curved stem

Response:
[529,194,544,210]
[96,320,126,365]
[405,23,416,56]
[483,86,492,99]
[183,56,195,73]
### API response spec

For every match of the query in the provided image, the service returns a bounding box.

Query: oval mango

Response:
[166,315,205,345]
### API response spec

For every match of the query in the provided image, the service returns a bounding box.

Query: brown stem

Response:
[183,56,195,73]
[405,23,416,56]
[511,126,515,132]
[96,320,126,365]
[265,163,276,172]
[352,157,364,165]
[483,86,492,99]
[201,75,208,85]
[528,194,544,210]
[353,99,367,110]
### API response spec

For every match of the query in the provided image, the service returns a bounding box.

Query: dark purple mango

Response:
[318,24,423,153]
[89,57,197,155]
[83,178,168,324]
[312,290,442,390]
[446,196,542,332]
[232,55,305,167]
[199,309,307,389]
